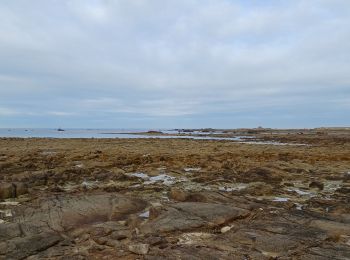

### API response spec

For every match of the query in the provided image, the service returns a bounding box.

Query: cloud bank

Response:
[0,0,349,128]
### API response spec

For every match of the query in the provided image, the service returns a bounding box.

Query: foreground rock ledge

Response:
[0,135,349,259]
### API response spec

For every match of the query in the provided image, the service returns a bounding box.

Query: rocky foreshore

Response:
[0,130,350,259]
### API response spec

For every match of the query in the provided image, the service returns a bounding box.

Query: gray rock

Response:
[128,243,149,255]
[142,207,206,233]
[0,223,22,242]
[172,202,249,225]
[1,194,147,259]
[142,202,249,233]
[12,193,147,232]
[5,232,62,259]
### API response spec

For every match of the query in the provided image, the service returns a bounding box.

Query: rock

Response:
[0,182,28,199]
[145,236,165,246]
[128,243,149,255]
[310,220,350,235]
[145,207,206,233]
[149,206,163,220]
[172,203,249,226]
[309,181,324,190]
[103,185,119,192]
[169,188,207,202]
[0,223,22,242]
[254,234,299,257]
[5,232,62,259]
[221,225,233,233]
[14,182,28,196]
[49,185,64,192]
[0,183,15,199]
[336,187,350,194]
[169,188,188,202]
[306,245,350,259]
[185,193,208,202]
[93,237,108,245]
[243,167,283,184]
[244,182,274,196]
[0,241,8,255]
[12,194,147,232]
[126,215,142,229]
[0,194,147,258]
[110,231,128,240]
[142,202,249,233]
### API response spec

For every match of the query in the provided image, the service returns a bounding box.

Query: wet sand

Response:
[0,129,350,259]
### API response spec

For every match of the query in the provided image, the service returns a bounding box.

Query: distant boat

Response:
[57,128,65,132]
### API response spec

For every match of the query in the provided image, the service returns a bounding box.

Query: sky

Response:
[0,0,349,129]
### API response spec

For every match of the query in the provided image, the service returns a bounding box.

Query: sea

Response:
[0,128,243,141]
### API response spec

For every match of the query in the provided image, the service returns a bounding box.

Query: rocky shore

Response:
[0,130,350,259]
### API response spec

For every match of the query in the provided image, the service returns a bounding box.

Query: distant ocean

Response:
[0,128,163,138]
[0,128,242,141]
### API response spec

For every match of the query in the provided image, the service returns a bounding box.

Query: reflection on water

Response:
[0,128,307,146]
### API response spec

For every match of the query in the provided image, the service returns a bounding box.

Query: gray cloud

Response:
[0,0,349,128]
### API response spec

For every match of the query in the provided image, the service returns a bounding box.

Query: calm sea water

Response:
[0,128,243,141]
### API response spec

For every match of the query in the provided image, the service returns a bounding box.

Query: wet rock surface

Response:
[0,131,349,259]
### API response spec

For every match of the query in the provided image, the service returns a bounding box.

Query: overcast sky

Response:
[0,0,349,128]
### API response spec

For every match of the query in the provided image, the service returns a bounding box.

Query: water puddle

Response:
[286,188,315,197]
[139,210,150,218]
[218,183,247,192]
[273,197,290,202]
[145,174,176,185]
[129,172,176,186]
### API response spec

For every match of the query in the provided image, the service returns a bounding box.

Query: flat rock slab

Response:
[0,193,147,259]
[1,232,62,260]
[12,193,147,232]
[142,202,249,233]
